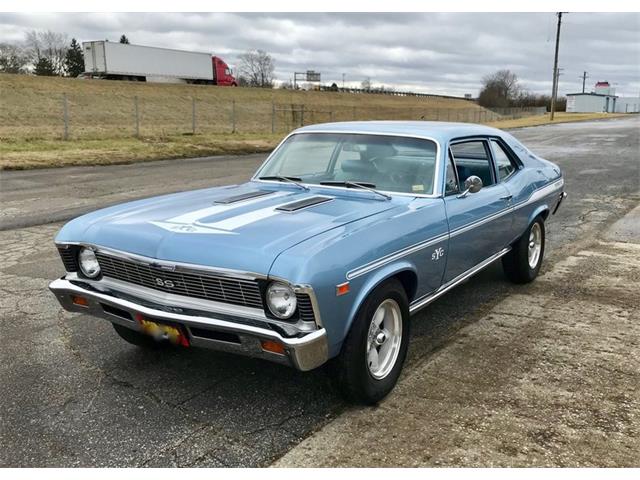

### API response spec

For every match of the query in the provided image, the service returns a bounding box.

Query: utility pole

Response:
[579,71,589,93]
[342,73,345,90]
[550,12,564,121]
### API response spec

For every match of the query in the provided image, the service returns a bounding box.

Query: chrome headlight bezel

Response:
[78,247,101,278]
[265,281,297,319]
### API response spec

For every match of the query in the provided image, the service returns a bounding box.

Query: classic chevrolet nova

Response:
[50,121,565,403]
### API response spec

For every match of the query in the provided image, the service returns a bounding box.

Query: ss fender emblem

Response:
[431,247,445,261]
[155,278,175,288]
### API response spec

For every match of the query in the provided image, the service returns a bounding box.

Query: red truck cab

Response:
[213,56,237,86]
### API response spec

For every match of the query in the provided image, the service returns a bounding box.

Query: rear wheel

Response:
[502,216,545,283]
[330,278,410,404]
[112,323,169,349]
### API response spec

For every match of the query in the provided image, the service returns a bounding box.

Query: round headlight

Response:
[78,247,101,278]
[266,282,297,319]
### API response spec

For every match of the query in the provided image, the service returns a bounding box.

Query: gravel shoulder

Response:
[274,205,640,467]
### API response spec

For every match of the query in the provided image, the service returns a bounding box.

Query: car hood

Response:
[56,183,401,274]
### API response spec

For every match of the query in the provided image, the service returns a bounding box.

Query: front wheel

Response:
[330,278,410,405]
[502,216,545,284]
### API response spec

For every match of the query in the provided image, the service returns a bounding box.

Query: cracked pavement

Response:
[0,116,638,466]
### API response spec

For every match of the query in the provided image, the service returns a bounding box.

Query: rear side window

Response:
[491,140,517,181]
[450,140,495,188]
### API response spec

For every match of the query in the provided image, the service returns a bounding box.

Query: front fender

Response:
[340,261,417,342]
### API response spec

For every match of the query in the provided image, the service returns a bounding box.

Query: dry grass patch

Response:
[0,133,281,170]
[487,112,628,129]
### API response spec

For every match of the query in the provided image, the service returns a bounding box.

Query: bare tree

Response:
[0,42,28,73]
[361,77,371,91]
[478,69,521,108]
[237,49,275,88]
[25,29,68,75]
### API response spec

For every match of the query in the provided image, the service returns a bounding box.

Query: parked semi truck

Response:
[82,41,237,86]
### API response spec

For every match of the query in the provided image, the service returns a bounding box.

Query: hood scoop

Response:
[214,190,273,204]
[276,195,333,212]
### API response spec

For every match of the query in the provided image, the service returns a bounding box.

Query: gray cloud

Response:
[1,12,638,96]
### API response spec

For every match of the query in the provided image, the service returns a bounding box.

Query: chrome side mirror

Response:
[457,175,483,198]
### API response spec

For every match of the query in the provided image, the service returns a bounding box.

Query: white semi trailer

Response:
[82,41,237,86]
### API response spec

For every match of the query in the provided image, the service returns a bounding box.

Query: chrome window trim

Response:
[252,130,443,198]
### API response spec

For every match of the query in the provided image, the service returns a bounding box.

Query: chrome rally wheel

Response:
[366,299,402,380]
[528,221,542,269]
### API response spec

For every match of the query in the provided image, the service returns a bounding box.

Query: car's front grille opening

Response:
[100,303,133,321]
[94,252,264,310]
[296,294,316,323]
[57,245,79,272]
[189,327,241,344]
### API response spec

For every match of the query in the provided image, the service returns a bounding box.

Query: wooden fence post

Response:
[271,102,275,134]
[134,96,140,137]
[231,100,236,133]
[63,93,69,140]
[191,97,196,134]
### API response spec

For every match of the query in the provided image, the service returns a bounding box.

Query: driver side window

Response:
[450,140,495,189]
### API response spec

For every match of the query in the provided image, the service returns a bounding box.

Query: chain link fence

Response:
[0,90,546,141]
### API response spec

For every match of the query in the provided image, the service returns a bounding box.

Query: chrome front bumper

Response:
[49,277,329,371]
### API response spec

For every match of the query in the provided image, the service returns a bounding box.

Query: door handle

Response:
[500,194,513,201]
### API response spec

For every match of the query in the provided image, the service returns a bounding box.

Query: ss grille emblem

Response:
[155,278,175,288]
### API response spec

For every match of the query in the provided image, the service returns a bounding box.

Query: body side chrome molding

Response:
[409,247,511,314]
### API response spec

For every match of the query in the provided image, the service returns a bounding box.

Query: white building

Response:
[615,97,640,113]
[566,81,618,113]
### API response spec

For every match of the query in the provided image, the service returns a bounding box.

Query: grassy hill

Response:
[0,73,487,141]
[1,73,621,170]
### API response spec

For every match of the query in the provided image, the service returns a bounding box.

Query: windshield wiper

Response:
[259,175,309,191]
[320,180,391,201]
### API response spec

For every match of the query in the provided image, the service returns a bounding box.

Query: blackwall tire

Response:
[330,278,410,405]
[502,216,546,284]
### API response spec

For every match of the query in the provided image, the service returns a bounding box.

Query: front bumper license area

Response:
[49,277,329,371]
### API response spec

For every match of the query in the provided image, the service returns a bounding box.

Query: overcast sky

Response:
[1,12,638,96]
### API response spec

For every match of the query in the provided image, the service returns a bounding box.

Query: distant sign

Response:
[306,71,321,82]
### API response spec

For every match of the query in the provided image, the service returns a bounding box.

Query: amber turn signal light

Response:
[336,282,350,296]
[261,340,286,355]
[71,295,89,307]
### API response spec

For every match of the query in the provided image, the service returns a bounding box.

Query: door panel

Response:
[443,184,512,283]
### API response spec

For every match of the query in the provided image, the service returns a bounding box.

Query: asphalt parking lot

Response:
[0,116,638,466]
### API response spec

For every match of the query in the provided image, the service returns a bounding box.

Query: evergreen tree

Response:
[64,38,84,77]
[34,56,56,76]
[119,35,130,44]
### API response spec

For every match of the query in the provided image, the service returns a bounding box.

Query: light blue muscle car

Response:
[50,121,566,404]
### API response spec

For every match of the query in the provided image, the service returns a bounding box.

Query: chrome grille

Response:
[95,252,264,309]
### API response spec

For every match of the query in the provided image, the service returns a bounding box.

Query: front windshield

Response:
[256,133,438,195]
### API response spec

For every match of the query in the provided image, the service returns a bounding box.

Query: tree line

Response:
[478,69,566,111]
[0,30,276,89]
[0,31,132,77]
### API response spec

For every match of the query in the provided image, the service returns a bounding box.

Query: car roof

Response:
[293,121,506,144]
